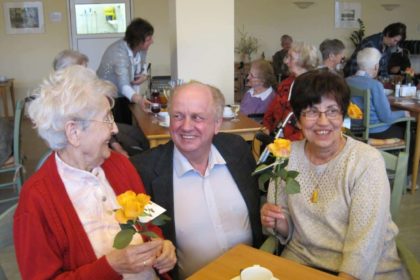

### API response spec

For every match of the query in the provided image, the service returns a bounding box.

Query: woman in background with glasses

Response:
[260,70,406,279]
[239,59,277,117]
[14,65,176,280]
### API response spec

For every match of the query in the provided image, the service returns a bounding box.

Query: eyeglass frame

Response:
[300,107,343,120]
[83,112,115,128]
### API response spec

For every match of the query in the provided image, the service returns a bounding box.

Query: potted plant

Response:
[349,18,365,49]
[235,26,259,62]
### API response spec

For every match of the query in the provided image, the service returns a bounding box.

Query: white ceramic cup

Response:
[240,265,274,280]
[223,106,233,117]
[158,111,170,125]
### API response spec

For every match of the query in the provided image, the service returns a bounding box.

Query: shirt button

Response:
[102,196,107,202]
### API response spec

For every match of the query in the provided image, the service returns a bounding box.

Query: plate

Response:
[159,121,169,127]
[384,89,394,96]
[230,276,279,280]
[223,113,235,119]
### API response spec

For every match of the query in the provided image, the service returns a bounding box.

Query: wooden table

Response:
[187,244,339,280]
[389,96,420,194]
[0,79,15,118]
[130,104,264,148]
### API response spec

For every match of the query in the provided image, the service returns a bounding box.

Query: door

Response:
[68,0,132,70]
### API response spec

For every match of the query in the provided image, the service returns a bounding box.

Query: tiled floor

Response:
[1,119,419,279]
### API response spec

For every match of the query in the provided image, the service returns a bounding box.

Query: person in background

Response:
[346,47,409,138]
[131,82,263,279]
[272,35,293,81]
[344,22,407,78]
[319,39,346,74]
[240,59,277,118]
[261,70,406,279]
[97,17,153,125]
[52,49,88,70]
[53,49,150,157]
[263,42,320,140]
[14,66,176,279]
[388,47,411,75]
[0,117,13,166]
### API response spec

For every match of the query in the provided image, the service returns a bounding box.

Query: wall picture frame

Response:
[3,1,45,34]
[334,1,362,29]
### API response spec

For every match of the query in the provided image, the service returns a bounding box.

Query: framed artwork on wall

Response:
[3,1,44,34]
[334,1,362,28]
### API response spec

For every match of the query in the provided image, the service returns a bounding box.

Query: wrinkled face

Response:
[284,49,300,75]
[169,84,222,161]
[298,97,343,152]
[78,96,118,170]
[247,65,264,88]
[384,35,402,47]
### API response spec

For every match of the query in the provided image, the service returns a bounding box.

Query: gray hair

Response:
[52,49,89,71]
[290,42,320,71]
[356,47,381,71]
[319,39,345,60]
[168,81,225,120]
[28,65,116,150]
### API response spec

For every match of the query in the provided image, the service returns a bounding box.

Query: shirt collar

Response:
[124,41,141,64]
[173,145,226,177]
[55,152,103,184]
[249,87,273,100]
[355,70,370,77]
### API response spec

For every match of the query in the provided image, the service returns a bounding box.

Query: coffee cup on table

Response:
[158,111,170,126]
[223,106,234,118]
[240,265,275,280]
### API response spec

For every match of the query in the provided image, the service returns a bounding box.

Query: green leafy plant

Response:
[235,26,259,61]
[349,18,365,48]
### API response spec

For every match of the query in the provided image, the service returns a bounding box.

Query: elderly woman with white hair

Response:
[14,65,176,280]
[346,47,409,139]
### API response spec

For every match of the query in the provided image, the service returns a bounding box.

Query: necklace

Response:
[305,137,346,203]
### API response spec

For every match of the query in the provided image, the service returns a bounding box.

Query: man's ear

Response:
[214,117,223,135]
[64,120,82,148]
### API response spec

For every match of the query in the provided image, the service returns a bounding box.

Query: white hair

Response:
[356,47,381,71]
[28,65,116,150]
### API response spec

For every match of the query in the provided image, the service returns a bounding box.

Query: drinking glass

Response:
[231,104,241,122]
[151,103,161,123]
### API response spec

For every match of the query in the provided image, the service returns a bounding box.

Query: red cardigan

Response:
[14,152,163,280]
[262,76,303,141]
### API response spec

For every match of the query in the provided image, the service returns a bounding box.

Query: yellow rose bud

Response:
[115,208,129,224]
[268,138,291,158]
[347,102,363,120]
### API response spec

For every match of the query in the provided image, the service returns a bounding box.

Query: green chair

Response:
[349,85,413,153]
[0,203,19,280]
[396,237,420,280]
[0,99,26,204]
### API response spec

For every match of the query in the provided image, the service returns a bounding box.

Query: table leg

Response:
[411,114,420,194]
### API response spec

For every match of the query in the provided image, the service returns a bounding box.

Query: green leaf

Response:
[142,231,159,239]
[258,172,271,192]
[113,228,136,249]
[278,168,287,180]
[285,178,300,194]
[287,170,299,179]
[152,214,171,226]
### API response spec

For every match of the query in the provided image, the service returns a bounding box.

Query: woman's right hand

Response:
[106,239,163,274]
[260,202,287,235]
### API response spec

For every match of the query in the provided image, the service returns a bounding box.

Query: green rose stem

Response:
[273,163,280,255]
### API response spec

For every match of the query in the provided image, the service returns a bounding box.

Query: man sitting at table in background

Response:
[319,39,346,74]
[272,34,293,81]
[131,81,263,279]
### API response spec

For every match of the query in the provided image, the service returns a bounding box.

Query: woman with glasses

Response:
[260,70,405,279]
[263,42,319,140]
[239,59,277,116]
[14,66,176,280]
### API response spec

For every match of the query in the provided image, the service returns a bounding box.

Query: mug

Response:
[158,111,170,125]
[240,265,274,280]
[223,106,233,117]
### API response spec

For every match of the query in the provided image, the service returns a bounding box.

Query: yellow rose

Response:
[347,102,363,120]
[136,193,151,210]
[115,191,151,223]
[115,208,129,224]
[117,190,137,207]
[268,138,291,158]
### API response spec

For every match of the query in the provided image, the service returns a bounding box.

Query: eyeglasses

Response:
[86,113,115,128]
[301,107,342,120]
[248,72,260,79]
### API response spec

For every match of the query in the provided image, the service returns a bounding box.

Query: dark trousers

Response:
[113,97,132,125]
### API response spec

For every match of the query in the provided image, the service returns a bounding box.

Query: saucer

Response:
[230,276,278,280]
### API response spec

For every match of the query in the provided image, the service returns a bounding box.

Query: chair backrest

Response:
[13,99,25,168]
[0,204,17,250]
[349,85,370,139]
[379,150,408,220]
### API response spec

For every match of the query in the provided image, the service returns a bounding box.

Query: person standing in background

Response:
[97,17,154,125]
[343,22,406,78]
[272,35,293,81]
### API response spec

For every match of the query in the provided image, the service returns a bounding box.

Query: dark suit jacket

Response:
[131,132,263,252]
